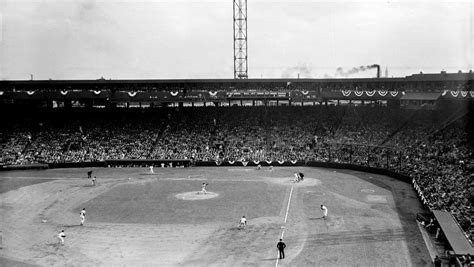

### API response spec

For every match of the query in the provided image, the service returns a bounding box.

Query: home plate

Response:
[281,226,286,229]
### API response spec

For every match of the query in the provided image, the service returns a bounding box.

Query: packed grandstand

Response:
[1,73,473,244]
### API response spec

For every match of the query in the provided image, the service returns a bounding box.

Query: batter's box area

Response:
[365,195,388,203]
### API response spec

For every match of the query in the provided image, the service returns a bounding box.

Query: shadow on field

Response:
[308,217,324,221]
[337,169,431,266]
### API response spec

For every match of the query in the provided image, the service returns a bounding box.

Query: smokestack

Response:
[375,65,380,78]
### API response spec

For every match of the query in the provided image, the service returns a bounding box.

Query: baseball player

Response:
[58,230,66,245]
[321,204,328,220]
[293,172,299,182]
[238,216,247,228]
[80,208,86,226]
[149,165,154,174]
[199,182,209,195]
[92,176,97,186]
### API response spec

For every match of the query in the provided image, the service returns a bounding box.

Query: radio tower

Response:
[233,0,248,79]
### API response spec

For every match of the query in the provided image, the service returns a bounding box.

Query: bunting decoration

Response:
[378,90,388,96]
[266,160,273,164]
[128,92,137,97]
[26,91,36,95]
[366,90,376,97]
[170,91,179,97]
[92,90,101,95]
[228,160,235,165]
[290,160,297,165]
[241,161,248,166]
[450,91,459,97]
[442,90,447,96]
[470,91,474,97]
[342,90,351,97]
[60,90,68,95]
[354,91,364,97]
[301,90,309,95]
[389,91,399,97]
[253,161,260,165]
[461,91,468,97]
[209,91,217,97]
[278,160,285,165]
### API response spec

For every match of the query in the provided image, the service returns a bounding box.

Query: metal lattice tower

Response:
[233,0,248,79]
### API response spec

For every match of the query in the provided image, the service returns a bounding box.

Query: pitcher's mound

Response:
[175,192,219,200]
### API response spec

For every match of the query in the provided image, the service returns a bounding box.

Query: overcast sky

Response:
[0,0,472,80]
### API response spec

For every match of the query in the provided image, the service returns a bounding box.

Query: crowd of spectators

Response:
[1,106,472,241]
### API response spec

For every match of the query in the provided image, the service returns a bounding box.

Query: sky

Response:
[0,0,472,80]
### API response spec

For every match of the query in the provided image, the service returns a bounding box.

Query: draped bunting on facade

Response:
[92,90,101,95]
[60,90,68,95]
[365,90,376,97]
[390,91,399,97]
[266,160,272,164]
[278,160,285,165]
[127,92,137,97]
[354,91,364,97]
[209,91,217,97]
[242,161,248,166]
[340,90,400,97]
[170,91,179,96]
[378,90,388,96]
[228,160,235,165]
[290,160,297,164]
[26,91,35,95]
[301,91,309,95]
[442,90,473,98]
[253,161,260,165]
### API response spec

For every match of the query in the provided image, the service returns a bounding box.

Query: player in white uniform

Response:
[92,176,97,186]
[293,172,299,182]
[199,182,208,194]
[321,205,328,220]
[58,230,66,245]
[149,165,154,173]
[80,208,86,226]
[238,216,247,228]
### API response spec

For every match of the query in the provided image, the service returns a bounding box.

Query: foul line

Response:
[276,185,294,267]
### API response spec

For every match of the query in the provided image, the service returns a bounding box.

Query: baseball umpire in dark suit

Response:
[277,238,286,259]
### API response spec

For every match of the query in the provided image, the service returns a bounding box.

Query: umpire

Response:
[277,238,286,259]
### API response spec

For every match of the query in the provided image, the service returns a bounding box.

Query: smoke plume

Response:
[334,64,379,77]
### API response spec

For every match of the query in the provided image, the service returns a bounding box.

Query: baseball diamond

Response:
[1,167,432,265]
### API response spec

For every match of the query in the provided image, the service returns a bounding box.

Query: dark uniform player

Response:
[87,170,92,178]
[277,238,286,259]
[298,172,304,181]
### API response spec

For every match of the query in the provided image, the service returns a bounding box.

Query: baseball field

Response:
[0,166,432,266]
